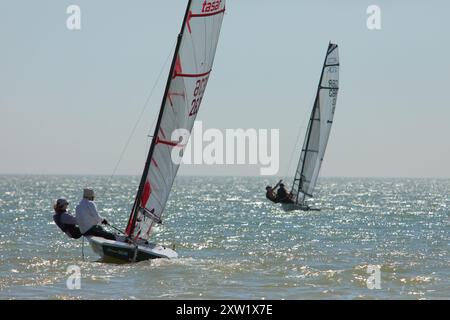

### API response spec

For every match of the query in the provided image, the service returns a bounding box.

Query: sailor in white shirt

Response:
[75,188,116,240]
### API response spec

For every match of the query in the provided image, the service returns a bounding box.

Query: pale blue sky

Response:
[0,1,449,177]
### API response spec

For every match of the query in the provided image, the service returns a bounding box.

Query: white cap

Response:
[83,188,95,198]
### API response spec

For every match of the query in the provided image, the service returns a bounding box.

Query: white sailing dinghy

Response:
[282,43,340,212]
[88,0,226,262]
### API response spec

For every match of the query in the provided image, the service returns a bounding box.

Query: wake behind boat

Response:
[88,0,226,262]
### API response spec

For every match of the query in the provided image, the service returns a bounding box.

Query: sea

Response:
[0,175,448,300]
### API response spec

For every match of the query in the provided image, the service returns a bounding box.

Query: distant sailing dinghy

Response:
[88,0,226,262]
[283,43,340,212]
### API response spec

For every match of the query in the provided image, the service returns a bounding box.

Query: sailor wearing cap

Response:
[276,183,294,204]
[53,198,82,239]
[75,188,116,241]
[265,180,284,203]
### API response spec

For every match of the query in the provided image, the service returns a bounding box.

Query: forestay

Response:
[126,0,226,240]
[291,43,339,205]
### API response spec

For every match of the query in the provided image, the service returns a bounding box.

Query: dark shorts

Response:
[83,225,116,241]
[65,225,83,239]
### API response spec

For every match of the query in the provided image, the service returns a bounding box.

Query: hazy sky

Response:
[1,0,449,178]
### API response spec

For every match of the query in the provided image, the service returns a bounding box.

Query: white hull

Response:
[87,236,178,262]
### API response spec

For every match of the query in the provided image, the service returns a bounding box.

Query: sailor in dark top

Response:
[265,186,278,203]
[276,183,294,204]
[53,198,82,239]
[265,180,283,203]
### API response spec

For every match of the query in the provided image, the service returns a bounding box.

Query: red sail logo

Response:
[202,0,222,13]
[141,181,152,208]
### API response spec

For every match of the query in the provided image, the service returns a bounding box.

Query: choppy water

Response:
[0,175,448,299]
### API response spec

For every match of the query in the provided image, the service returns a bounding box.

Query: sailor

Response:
[75,188,116,241]
[53,198,82,239]
[276,183,294,204]
[265,180,282,203]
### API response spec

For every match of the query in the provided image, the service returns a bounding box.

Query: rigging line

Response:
[285,118,306,179]
[81,237,85,261]
[284,94,315,179]
[106,40,177,186]
[128,0,194,238]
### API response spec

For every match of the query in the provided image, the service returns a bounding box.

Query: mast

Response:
[126,0,193,236]
[292,42,339,205]
[125,1,226,239]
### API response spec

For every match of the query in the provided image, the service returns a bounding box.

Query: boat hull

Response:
[87,236,178,262]
[281,203,320,212]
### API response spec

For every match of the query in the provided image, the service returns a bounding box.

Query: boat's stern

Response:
[87,236,106,259]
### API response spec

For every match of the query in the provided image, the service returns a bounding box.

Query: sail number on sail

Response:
[329,79,338,97]
[189,75,210,116]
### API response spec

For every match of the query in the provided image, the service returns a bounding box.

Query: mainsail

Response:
[291,43,339,206]
[126,0,226,240]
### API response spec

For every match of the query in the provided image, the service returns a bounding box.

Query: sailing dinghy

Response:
[283,43,340,212]
[88,0,226,262]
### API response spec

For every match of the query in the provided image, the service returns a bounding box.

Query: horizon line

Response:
[0,172,449,180]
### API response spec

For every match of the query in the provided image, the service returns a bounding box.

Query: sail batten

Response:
[126,0,226,240]
[291,43,339,206]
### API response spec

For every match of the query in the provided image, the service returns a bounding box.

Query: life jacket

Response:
[277,188,294,204]
[53,213,82,239]
[266,190,278,203]
[54,213,68,232]
[277,187,287,199]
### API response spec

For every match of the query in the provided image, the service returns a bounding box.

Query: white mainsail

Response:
[126,0,226,240]
[291,43,339,206]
